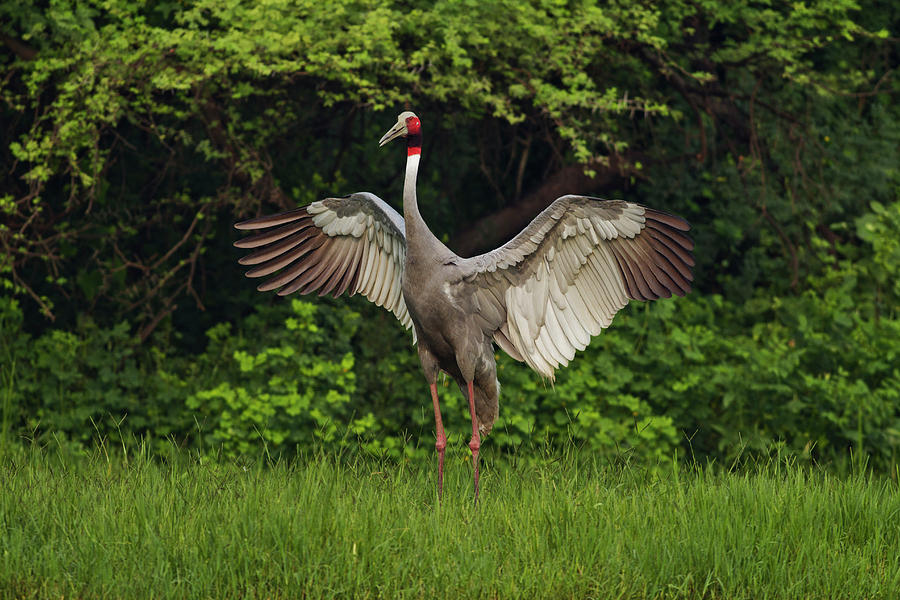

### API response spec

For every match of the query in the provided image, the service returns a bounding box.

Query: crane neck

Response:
[402,142,454,262]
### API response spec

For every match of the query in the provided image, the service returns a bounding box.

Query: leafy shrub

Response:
[3,201,899,468]
[187,300,360,456]
[0,297,366,457]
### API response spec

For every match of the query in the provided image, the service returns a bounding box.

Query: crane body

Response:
[235,111,695,500]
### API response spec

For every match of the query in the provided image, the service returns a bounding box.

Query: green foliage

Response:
[187,300,360,456]
[3,197,898,467]
[1,0,898,469]
[0,297,364,458]
[1,0,892,326]
[856,200,900,300]
[1,296,190,451]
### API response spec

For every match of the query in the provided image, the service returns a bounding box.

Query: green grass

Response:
[2,443,899,599]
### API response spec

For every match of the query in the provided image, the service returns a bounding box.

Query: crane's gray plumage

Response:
[235,111,694,500]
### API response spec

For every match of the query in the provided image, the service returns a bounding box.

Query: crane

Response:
[234,111,694,501]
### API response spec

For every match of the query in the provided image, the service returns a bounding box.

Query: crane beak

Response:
[378,121,407,147]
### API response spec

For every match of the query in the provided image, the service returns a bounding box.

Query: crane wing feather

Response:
[459,195,694,380]
[234,192,415,339]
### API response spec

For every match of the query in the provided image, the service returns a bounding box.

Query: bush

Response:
[187,299,359,456]
[3,199,898,468]
[1,297,365,458]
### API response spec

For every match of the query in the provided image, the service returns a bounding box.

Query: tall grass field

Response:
[2,443,899,599]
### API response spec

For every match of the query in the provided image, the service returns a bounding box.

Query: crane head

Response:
[379,111,421,147]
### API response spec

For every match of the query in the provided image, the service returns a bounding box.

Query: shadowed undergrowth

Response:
[2,442,899,599]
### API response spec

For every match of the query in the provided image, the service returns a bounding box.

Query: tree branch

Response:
[1,33,37,61]
[450,155,632,256]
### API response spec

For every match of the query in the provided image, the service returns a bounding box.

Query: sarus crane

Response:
[234,111,694,501]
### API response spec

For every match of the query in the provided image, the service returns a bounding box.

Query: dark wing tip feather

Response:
[644,208,691,232]
[645,217,694,252]
[238,227,318,266]
[234,207,309,231]
[233,204,332,293]
[644,211,695,294]
[233,219,313,249]
[234,204,362,299]
[610,207,695,302]
[609,243,653,301]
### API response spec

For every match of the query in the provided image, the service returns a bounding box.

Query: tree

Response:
[1,0,898,466]
[2,0,894,334]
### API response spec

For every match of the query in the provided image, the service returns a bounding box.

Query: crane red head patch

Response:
[406,116,422,155]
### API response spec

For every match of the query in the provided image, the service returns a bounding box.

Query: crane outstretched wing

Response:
[459,195,694,380]
[234,192,414,335]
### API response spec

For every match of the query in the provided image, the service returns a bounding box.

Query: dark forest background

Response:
[1,0,898,469]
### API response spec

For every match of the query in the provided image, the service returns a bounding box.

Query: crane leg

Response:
[429,382,447,499]
[466,380,481,504]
